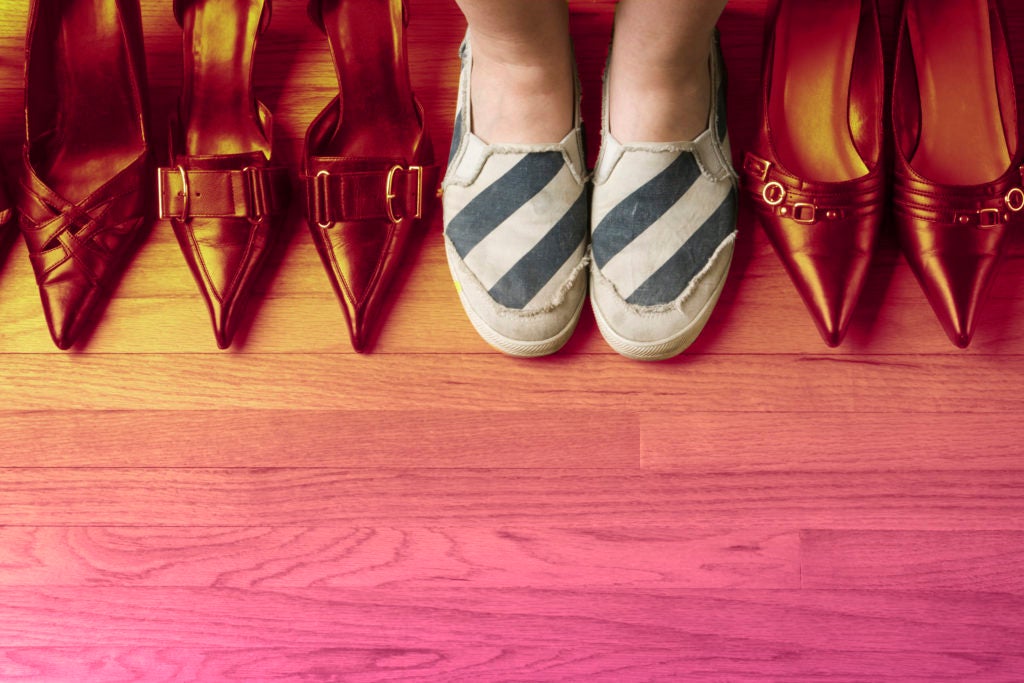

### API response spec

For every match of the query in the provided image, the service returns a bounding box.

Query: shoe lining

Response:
[907,0,1010,185]
[768,0,868,183]
[183,0,270,158]
[39,0,144,203]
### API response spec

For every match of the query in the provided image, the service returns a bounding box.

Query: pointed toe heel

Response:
[744,0,885,346]
[303,0,438,353]
[18,0,153,350]
[158,0,291,350]
[892,0,1023,348]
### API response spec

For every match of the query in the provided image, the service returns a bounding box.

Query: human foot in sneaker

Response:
[590,23,737,361]
[442,24,589,357]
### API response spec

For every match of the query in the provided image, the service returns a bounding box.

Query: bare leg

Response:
[609,0,728,143]
[454,0,574,144]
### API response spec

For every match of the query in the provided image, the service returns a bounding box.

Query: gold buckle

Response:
[978,208,1002,227]
[792,203,817,224]
[315,170,331,229]
[1005,187,1024,213]
[158,165,190,221]
[242,166,267,223]
[385,165,424,224]
[745,154,772,182]
[762,181,786,206]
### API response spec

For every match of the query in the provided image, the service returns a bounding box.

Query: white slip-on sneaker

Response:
[442,37,590,358]
[589,33,738,361]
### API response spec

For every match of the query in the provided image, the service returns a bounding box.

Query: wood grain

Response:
[0,588,1022,680]
[0,410,643,467]
[801,530,1024,592]
[0,354,1022,414]
[1,646,1022,683]
[1,469,1023,530]
[0,526,801,589]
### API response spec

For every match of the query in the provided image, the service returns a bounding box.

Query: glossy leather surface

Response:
[892,0,1023,348]
[161,0,290,349]
[303,0,438,353]
[18,0,152,350]
[744,0,884,346]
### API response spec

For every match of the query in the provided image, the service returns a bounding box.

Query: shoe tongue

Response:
[181,152,267,171]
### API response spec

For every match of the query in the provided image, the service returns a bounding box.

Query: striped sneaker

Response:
[442,38,589,358]
[589,34,738,361]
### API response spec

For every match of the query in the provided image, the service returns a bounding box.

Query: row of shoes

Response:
[0,0,435,351]
[2,0,1018,354]
[745,0,1022,348]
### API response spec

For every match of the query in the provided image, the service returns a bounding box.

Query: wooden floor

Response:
[1,0,1023,680]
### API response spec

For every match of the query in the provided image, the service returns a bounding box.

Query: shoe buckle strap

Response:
[386,164,423,224]
[310,164,437,228]
[948,187,1024,228]
[743,152,774,182]
[242,166,270,224]
[759,182,847,225]
[1005,187,1024,214]
[158,165,191,222]
[158,166,287,222]
[780,201,846,225]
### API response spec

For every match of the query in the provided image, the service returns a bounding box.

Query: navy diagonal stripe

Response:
[715,44,729,141]
[446,152,565,258]
[488,190,587,309]
[626,187,737,306]
[448,110,464,165]
[592,153,702,268]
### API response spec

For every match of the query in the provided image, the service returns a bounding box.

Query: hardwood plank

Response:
[0,469,1022,530]
[1,645,1021,683]
[801,531,1024,593]
[641,412,1024,471]
[0,410,640,467]
[0,588,1020,673]
[3,408,1021,471]
[0,526,799,590]
[0,354,1021,413]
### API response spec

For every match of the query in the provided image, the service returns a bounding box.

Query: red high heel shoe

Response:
[892,0,1023,348]
[18,0,153,349]
[744,0,885,346]
[157,0,291,349]
[303,0,439,352]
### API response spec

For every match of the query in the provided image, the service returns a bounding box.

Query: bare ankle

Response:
[469,41,575,144]
[608,52,712,143]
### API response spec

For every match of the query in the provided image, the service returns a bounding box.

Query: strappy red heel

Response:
[18,0,153,349]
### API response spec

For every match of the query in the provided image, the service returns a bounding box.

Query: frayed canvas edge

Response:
[591,230,736,316]
[444,235,591,319]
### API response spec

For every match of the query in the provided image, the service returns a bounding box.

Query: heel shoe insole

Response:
[184,0,269,158]
[768,0,868,183]
[907,0,1010,185]
[44,0,143,203]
